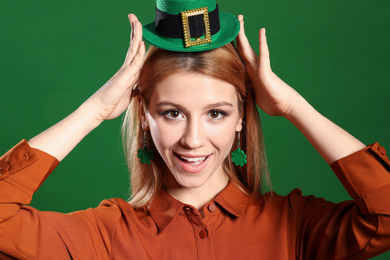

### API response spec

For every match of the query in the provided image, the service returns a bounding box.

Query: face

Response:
[144,71,243,192]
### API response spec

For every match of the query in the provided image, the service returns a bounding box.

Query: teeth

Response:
[180,156,206,162]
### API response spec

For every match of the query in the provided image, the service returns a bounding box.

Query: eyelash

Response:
[161,109,228,120]
[162,110,183,119]
[208,109,228,120]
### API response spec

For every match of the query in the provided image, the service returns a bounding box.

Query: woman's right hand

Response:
[86,13,145,122]
[28,14,145,161]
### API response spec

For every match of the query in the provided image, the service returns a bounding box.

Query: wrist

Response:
[76,100,105,131]
[283,94,313,124]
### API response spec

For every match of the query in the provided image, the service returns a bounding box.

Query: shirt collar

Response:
[147,182,249,232]
[213,181,248,219]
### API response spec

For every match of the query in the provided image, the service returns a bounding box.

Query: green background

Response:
[1,0,390,258]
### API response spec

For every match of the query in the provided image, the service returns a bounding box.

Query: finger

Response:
[129,13,137,42]
[99,41,145,107]
[129,14,142,48]
[258,28,271,70]
[126,14,142,63]
[235,15,257,64]
[131,40,146,68]
[113,42,145,112]
[124,14,143,67]
[122,40,145,78]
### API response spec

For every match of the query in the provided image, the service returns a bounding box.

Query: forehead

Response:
[149,71,238,106]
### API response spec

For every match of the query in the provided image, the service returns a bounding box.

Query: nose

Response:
[180,117,205,149]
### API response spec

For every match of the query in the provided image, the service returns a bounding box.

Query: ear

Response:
[235,114,243,132]
[140,98,149,130]
[235,96,245,132]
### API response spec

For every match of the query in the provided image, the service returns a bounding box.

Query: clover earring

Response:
[137,131,154,165]
[231,132,247,167]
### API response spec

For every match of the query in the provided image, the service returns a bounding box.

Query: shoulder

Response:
[88,198,136,219]
[255,189,355,221]
[78,198,153,227]
[68,198,133,228]
[255,188,305,207]
[249,188,339,218]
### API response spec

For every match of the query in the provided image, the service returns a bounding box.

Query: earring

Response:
[232,132,247,167]
[137,131,154,165]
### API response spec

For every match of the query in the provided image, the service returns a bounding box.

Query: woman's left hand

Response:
[235,15,301,118]
[236,15,365,163]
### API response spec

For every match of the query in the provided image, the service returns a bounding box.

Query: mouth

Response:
[174,153,211,173]
[179,155,208,165]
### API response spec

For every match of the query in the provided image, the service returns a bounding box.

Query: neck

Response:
[163,174,229,210]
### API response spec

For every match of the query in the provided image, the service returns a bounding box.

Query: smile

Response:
[175,153,211,173]
[180,156,207,164]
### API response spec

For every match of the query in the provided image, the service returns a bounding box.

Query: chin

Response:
[172,172,211,189]
[168,162,225,191]
[163,154,227,191]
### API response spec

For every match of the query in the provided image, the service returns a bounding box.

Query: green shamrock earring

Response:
[232,132,247,167]
[137,131,154,165]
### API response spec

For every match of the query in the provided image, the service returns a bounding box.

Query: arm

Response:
[294,144,390,259]
[0,14,143,259]
[235,15,364,165]
[29,14,145,162]
[284,94,365,164]
[235,15,390,258]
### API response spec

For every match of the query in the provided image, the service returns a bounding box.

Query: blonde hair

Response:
[122,43,270,207]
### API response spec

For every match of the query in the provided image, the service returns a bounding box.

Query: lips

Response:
[175,153,211,173]
[179,155,207,165]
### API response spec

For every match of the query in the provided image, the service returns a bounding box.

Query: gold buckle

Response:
[180,7,211,48]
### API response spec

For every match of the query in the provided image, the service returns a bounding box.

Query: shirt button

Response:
[184,206,192,211]
[0,162,10,172]
[378,146,387,155]
[22,151,30,159]
[208,203,217,212]
[199,230,207,239]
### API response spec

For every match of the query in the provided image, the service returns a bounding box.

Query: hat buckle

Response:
[181,7,211,48]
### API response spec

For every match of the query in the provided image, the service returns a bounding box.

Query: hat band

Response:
[155,5,220,39]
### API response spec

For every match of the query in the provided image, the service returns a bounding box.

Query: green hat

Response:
[143,0,240,52]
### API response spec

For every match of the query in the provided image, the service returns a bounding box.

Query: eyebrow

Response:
[156,101,234,110]
[204,102,234,110]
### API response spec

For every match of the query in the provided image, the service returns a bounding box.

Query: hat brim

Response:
[143,12,240,52]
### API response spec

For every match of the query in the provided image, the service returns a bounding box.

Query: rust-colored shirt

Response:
[0,140,390,259]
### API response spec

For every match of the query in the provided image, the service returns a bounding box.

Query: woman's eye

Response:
[164,110,183,119]
[208,110,226,119]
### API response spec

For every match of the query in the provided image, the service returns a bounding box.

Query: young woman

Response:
[1,0,389,259]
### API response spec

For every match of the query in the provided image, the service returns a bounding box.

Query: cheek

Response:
[206,123,236,152]
[147,116,182,151]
